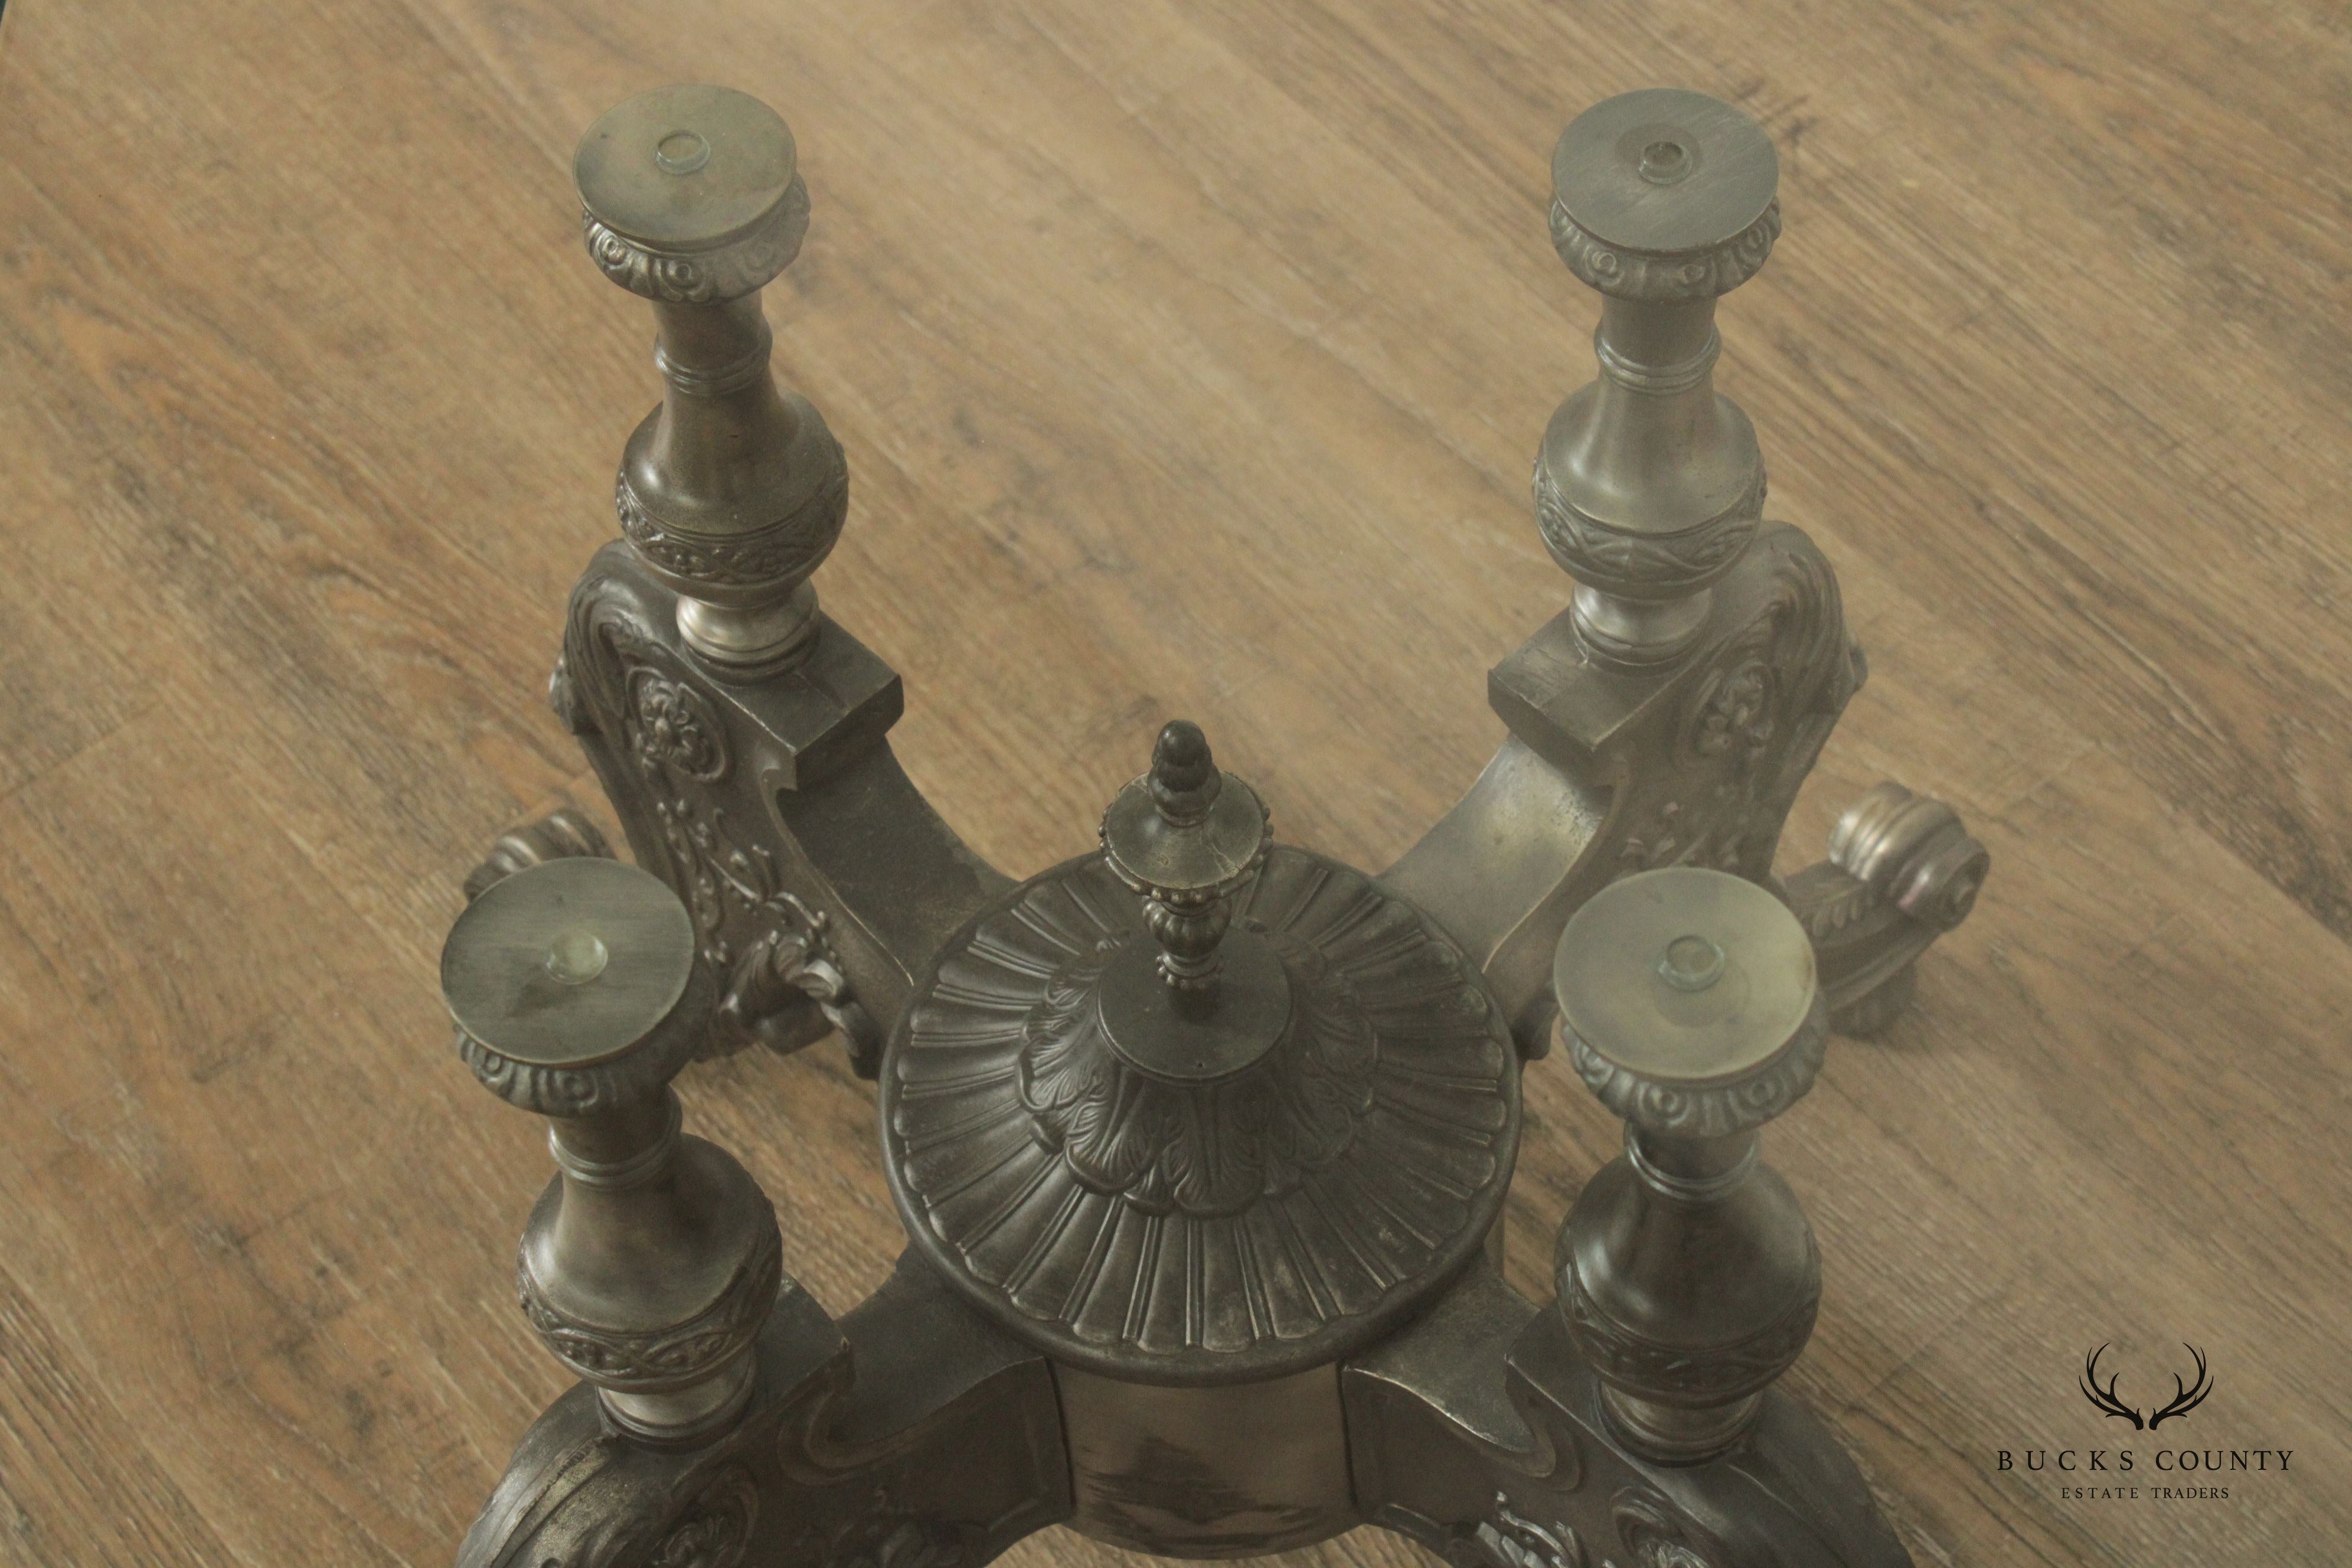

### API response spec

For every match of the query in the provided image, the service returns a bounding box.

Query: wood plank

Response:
[0,0,2344,1563]
[0,1262,243,1568]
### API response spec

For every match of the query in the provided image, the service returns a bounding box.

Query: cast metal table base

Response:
[439,84,1987,1568]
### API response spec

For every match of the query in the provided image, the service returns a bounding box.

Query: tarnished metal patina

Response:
[439,83,1988,1567]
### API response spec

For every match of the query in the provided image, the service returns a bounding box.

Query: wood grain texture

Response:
[0,0,2346,1564]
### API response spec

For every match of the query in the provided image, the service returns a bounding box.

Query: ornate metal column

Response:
[445,856,782,1552]
[446,859,1068,1568]
[552,85,1008,1079]
[1346,866,1909,1568]
[1384,88,1979,1044]
[1553,868,1831,1463]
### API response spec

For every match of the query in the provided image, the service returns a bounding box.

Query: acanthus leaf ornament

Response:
[780,1502,966,1568]
[1558,1256,1821,1406]
[883,846,1518,1380]
[1546,198,1781,305]
[581,175,810,305]
[1611,1488,1725,1568]
[458,1030,640,1119]
[644,1465,761,1568]
[1609,532,1861,880]
[1532,460,1763,600]
[1562,997,1830,1142]
[1467,1495,1586,1568]
[1380,1497,1585,1568]
[452,957,714,1120]
[563,581,883,1070]
[1016,925,1379,1217]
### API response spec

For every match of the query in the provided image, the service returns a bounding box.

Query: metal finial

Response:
[1100,720,1271,991]
[1148,718,1223,824]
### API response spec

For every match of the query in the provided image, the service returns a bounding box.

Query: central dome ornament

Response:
[1022,723,1384,1213]
[882,721,1520,1380]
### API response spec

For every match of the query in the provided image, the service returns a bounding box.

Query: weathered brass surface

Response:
[443,857,696,1067]
[1553,864,1815,1086]
[1057,1363,1354,1556]
[441,81,1992,1567]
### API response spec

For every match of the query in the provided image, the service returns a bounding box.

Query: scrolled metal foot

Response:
[1783,782,1989,1035]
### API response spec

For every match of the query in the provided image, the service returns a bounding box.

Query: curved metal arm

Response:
[552,546,1010,1075]
[457,1260,1069,1568]
[1344,1263,1912,1568]
[1383,523,1862,1047]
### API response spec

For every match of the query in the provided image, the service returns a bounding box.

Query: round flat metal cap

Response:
[1553,867,1815,1084]
[441,857,697,1069]
[1551,87,1778,256]
[574,84,798,250]
[1100,771,1268,894]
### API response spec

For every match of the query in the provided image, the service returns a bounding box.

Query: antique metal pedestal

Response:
[442,84,1988,1567]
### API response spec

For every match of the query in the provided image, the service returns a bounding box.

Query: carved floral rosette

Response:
[1611,1488,1727,1568]
[643,1465,762,1568]
[1386,1495,1588,1568]
[881,847,1520,1379]
[557,575,883,1069]
[1606,528,1861,882]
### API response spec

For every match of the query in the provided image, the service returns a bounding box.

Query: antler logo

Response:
[2079,1342,2212,1430]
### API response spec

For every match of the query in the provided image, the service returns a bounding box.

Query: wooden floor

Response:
[2,0,2347,1563]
